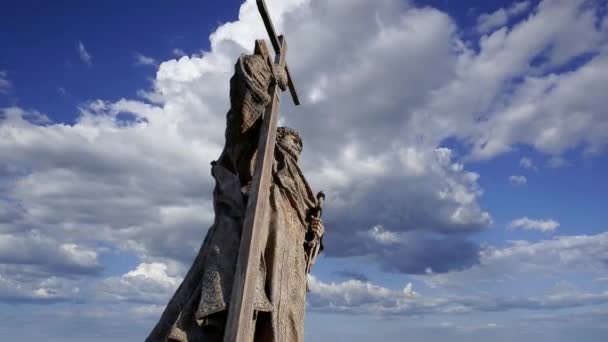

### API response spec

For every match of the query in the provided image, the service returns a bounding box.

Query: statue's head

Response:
[277,126,303,160]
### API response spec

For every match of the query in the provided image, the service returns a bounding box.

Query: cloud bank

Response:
[0,2,607,340]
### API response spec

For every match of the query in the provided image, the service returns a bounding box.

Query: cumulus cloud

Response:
[0,270,82,303]
[172,48,187,57]
[0,0,606,323]
[0,231,101,275]
[422,232,608,289]
[519,156,537,170]
[308,274,608,316]
[351,226,481,274]
[0,102,217,261]
[314,145,490,271]
[333,269,369,282]
[57,86,68,95]
[547,155,568,168]
[476,1,531,34]
[367,225,402,244]
[95,263,181,303]
[77,40,92,66]
[134,52,157,66]
[508,175,527,186]
[509,217,559,232]
[0,70,12,94]
[413,0,608,160]
[307,275,421,315]
[0,0,494,301]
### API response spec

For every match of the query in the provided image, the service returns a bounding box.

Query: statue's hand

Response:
[309,217,324,239]
[272,64,288,91]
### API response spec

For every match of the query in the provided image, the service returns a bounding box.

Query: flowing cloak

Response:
[146,53,317,342]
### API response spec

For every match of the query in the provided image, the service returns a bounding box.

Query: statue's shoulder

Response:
[240,53,270,74]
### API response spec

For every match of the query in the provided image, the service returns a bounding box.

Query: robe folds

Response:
[146,52,317,342]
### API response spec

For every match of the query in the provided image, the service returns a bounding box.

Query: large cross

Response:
[223,1,300,341]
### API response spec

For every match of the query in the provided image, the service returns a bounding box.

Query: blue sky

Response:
[1,0,608,341]
[0,0,242,121]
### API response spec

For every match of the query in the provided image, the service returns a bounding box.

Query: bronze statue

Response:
[146,46,325,342]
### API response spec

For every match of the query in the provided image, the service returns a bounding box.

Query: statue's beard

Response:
[277,140,301,161]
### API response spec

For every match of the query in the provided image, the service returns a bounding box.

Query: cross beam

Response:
[223,1,299,341]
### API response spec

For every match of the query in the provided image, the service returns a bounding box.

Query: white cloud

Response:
[0,102,218,276]
[172,48,186,57]
[402,282,418,297]
[0,231,101,275]
[0,1,606,325]
[307,275,419,314]
[476,1,531,34]
[509,217,559,232]
[422,232,608,289]
[547,155,568,168]
[308,274,608,316]
[0,0,495,301]
[476,53,608,157]
[0,70,12,94]
[134,52,157,66]
[509,175,527,186]
[77,41,92,66]
[415,0,608,160]
[0,271,81,303]
[124,262,181,288]
[367,225,402,244]
[477,10,508,35]
[519,156,537,170]
[95,262,181,303]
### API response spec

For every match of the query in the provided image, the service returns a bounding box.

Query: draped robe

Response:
[146,52,318,342]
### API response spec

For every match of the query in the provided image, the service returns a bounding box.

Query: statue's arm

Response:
[225,54,273,145]
[218,53,273,177]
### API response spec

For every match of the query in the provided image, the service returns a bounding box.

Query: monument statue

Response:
[147,2,325,341]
